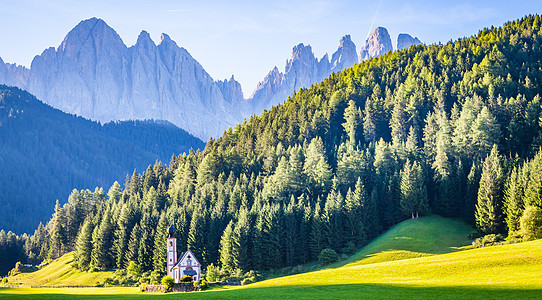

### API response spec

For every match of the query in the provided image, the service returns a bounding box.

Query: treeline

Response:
[3,15,542,277]
[0,86,204,234]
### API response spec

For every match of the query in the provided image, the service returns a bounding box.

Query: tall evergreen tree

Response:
[400,160,429,218]
[475,145,505,234]
[48,200,67,259]
[73,216,94,270]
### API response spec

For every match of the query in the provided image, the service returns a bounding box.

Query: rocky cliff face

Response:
[249,35,359,113]
[397,33,423,50]
[330,35,357,73]
[0,19,422,139]
[359,27,393,61]
[0,18,244,139]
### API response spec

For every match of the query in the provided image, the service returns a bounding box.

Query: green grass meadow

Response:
[2,216,541,299]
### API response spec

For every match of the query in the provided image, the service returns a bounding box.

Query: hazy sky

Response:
[1,0,541,96]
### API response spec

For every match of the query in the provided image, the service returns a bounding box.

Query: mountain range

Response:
[0,18,422,140]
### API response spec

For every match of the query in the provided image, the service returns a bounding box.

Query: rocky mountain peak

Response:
[159,33,174,45]
[397,33,422,50]
[136,30,154,45]
[330,34,358,72]
[359,26,393,61]
[290,43,315,62]
[59,18,124,54]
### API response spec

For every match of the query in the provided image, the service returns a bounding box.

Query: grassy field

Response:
[4,252,113,287]
[2,216,541,299]
[336,215,473,267]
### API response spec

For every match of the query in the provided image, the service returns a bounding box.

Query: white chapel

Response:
[166,225,202,283]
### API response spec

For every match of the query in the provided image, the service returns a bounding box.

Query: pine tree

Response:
[343,100,361,144]
[125,223,141,268]
[304,137,332,196]
[219,220,235,272]
[504,166,525,237]
[91,209,115,269]
[282,197,299,266]
[400,160,428,218]
[73,217,94,270]
[470,107,501,158]
[48,200,67,259]
[475,145,505,234]
[152,212,169,275]
[363,106,376,143]
[524,150,542,208]
[232,209,252,271]
[344,178,368,246]
[187,206,208,265]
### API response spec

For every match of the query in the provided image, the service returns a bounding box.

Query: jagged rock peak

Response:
[59,17,124,52]
[159,33,173,45]
[359,26,393,61]
[291,43,315,60]
[397,33,422,50]
[136,30,154,45]
[331,34,358,72]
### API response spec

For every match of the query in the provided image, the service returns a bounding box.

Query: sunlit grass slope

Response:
[339,215,473,267]
[2,240,542,299]
[5,252,113,287]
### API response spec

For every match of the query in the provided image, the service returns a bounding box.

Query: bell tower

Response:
[166,225,177,278]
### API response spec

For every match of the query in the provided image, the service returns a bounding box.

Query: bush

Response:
[139,283,148,292]
[205,263,220,282]
[181,275,193,282]
[520,206,542,241]
[127,261,141,277]
[195,279,208,290]
[241,276,256,285]
[318,248,339,265]
[1,277,8,285]
[472,234,505,248]
[161,275,175,291]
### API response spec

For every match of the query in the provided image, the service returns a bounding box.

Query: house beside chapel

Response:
[166,225,201,283]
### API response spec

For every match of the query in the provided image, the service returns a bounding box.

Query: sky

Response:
[1,0,541,96]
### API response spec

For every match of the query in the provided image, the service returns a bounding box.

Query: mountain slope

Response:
[0,85,204,233]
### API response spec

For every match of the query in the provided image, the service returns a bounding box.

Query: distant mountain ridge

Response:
[0,19,422,139]
[248,27,423,112]
[0,85,205,233]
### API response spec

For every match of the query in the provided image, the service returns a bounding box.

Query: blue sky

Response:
[1,0,541,96]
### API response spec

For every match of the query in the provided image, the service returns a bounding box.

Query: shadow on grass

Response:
[2,284,540,299]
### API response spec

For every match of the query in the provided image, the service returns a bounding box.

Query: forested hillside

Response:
[2,15,542,278]
[0,86,204,234]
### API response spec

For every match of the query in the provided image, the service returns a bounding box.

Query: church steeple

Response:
[166,225,177,280]
[167,224,176,238]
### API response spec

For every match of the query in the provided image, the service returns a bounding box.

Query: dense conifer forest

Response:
[2,15,542,279]
[0,86,204,234]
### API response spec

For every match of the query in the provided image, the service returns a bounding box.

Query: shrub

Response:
[520,206,542,241]
[318,248,339,265]
[472,234,505,248]
[103,277,115,287]
[161,275,175,291]
[205,263,220,282]
[1,277,8,285]
[241,276,256,285]
[195,279,208,290]
[127,261,141,277]
[181,275,193,282]
[139,283,148,292]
